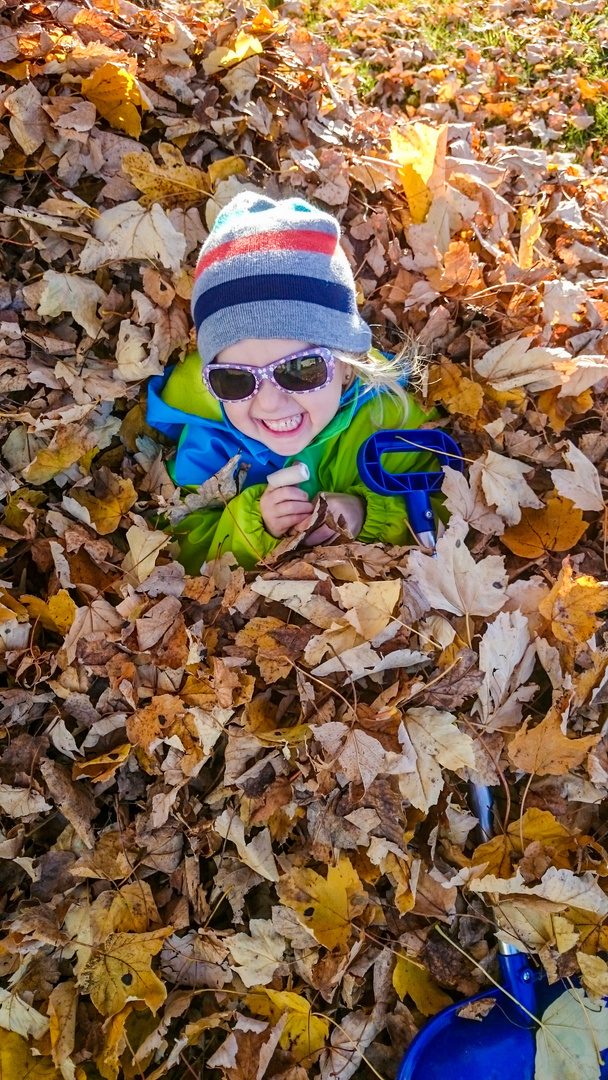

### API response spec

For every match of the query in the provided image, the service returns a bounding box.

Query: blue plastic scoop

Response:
[357,429,464,551]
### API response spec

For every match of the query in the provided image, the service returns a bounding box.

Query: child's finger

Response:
[275,499,313,518]
[272,486,310,504]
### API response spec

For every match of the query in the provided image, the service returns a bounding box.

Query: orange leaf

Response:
[73,8,125,42]
[501,496,588,558]
[426,241,485,294]
[537,387,594,433]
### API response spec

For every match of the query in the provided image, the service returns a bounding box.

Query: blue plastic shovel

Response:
[397,785,608,1080]
[398,784,537,1080]
[357,428,464,551]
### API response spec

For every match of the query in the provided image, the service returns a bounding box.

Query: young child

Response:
[147,191,433,572]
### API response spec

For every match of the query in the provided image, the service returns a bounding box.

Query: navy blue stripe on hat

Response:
[193,274,357,328]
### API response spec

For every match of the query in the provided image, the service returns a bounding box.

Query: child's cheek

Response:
[223,401,250,433]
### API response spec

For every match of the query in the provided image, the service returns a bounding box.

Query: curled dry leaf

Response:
[550,441,604,513]
[79,202,187,275]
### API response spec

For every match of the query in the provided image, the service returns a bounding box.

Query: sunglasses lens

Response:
[275,353,329,392]
[207,367,256,401]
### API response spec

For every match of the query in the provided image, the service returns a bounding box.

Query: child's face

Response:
[215,338,346,455]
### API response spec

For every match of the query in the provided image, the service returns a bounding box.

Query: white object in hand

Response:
[266,461,310,489]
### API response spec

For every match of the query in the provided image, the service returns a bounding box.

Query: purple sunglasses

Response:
[203,347,336,403]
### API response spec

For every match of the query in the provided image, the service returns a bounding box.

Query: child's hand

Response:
[304,494,365,546]
[260,484,314,537]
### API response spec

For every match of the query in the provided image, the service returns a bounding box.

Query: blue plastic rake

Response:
[357,429,464,552]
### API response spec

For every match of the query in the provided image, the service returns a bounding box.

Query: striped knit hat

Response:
[191,191,372,366]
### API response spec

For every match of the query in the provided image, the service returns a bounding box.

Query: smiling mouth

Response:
[259,414,304,434]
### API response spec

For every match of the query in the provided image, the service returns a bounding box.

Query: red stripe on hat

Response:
[194,229,338,279]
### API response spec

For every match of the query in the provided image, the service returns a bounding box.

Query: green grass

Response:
[561,100,608,155]
[355,60,382,96]
[562,13,608,75]
[295,0,608,157]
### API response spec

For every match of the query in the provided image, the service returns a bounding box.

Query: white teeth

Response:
[262,414,303,432]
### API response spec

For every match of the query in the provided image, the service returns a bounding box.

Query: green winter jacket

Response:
[149,353,435,572]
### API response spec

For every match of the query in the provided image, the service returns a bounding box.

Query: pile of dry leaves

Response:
[1,0,608,1076]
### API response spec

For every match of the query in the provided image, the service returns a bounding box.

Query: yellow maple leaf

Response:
[250,5,287,32]
[472,808,575,877]
[427,360,484,418]
[537,386,594,433]
[207,155,247,187]
[426,241,485,294]
[90,881,159,938]
[393,956,452,1016]
[72,744,131,783]
[507,702,599,776]
[24,429,97,486]
[0,588,30,623]
[0,1029,59,1079]
[538,564,608,645]
[576,76,603,101]
[203,30,263,75]
[501,496,588,558]
[483,384,528,411]
[276,856,368,950]
[235,616,292,683]
[570,909,608,956]
[0,60,32,81]
[122,143,209,209]
[94,1004,131,1080]
[577,953,608,1000]
[246,989,329,1062]
[390,123,447,223]
[78,929,171,1016]
[81,61,147,138]
[221,29,263,66]
[20,590,76,635]
[48,980,77,1076]
[70,474,137,535]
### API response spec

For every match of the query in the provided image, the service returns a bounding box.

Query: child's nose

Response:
[254,378,292,412]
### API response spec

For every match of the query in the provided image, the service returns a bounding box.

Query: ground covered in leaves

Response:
[2,0,608,1076]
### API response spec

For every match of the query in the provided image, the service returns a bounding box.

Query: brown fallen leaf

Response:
[457,997,496,1020]
[39,759,97,848]
[417,648,483,709]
